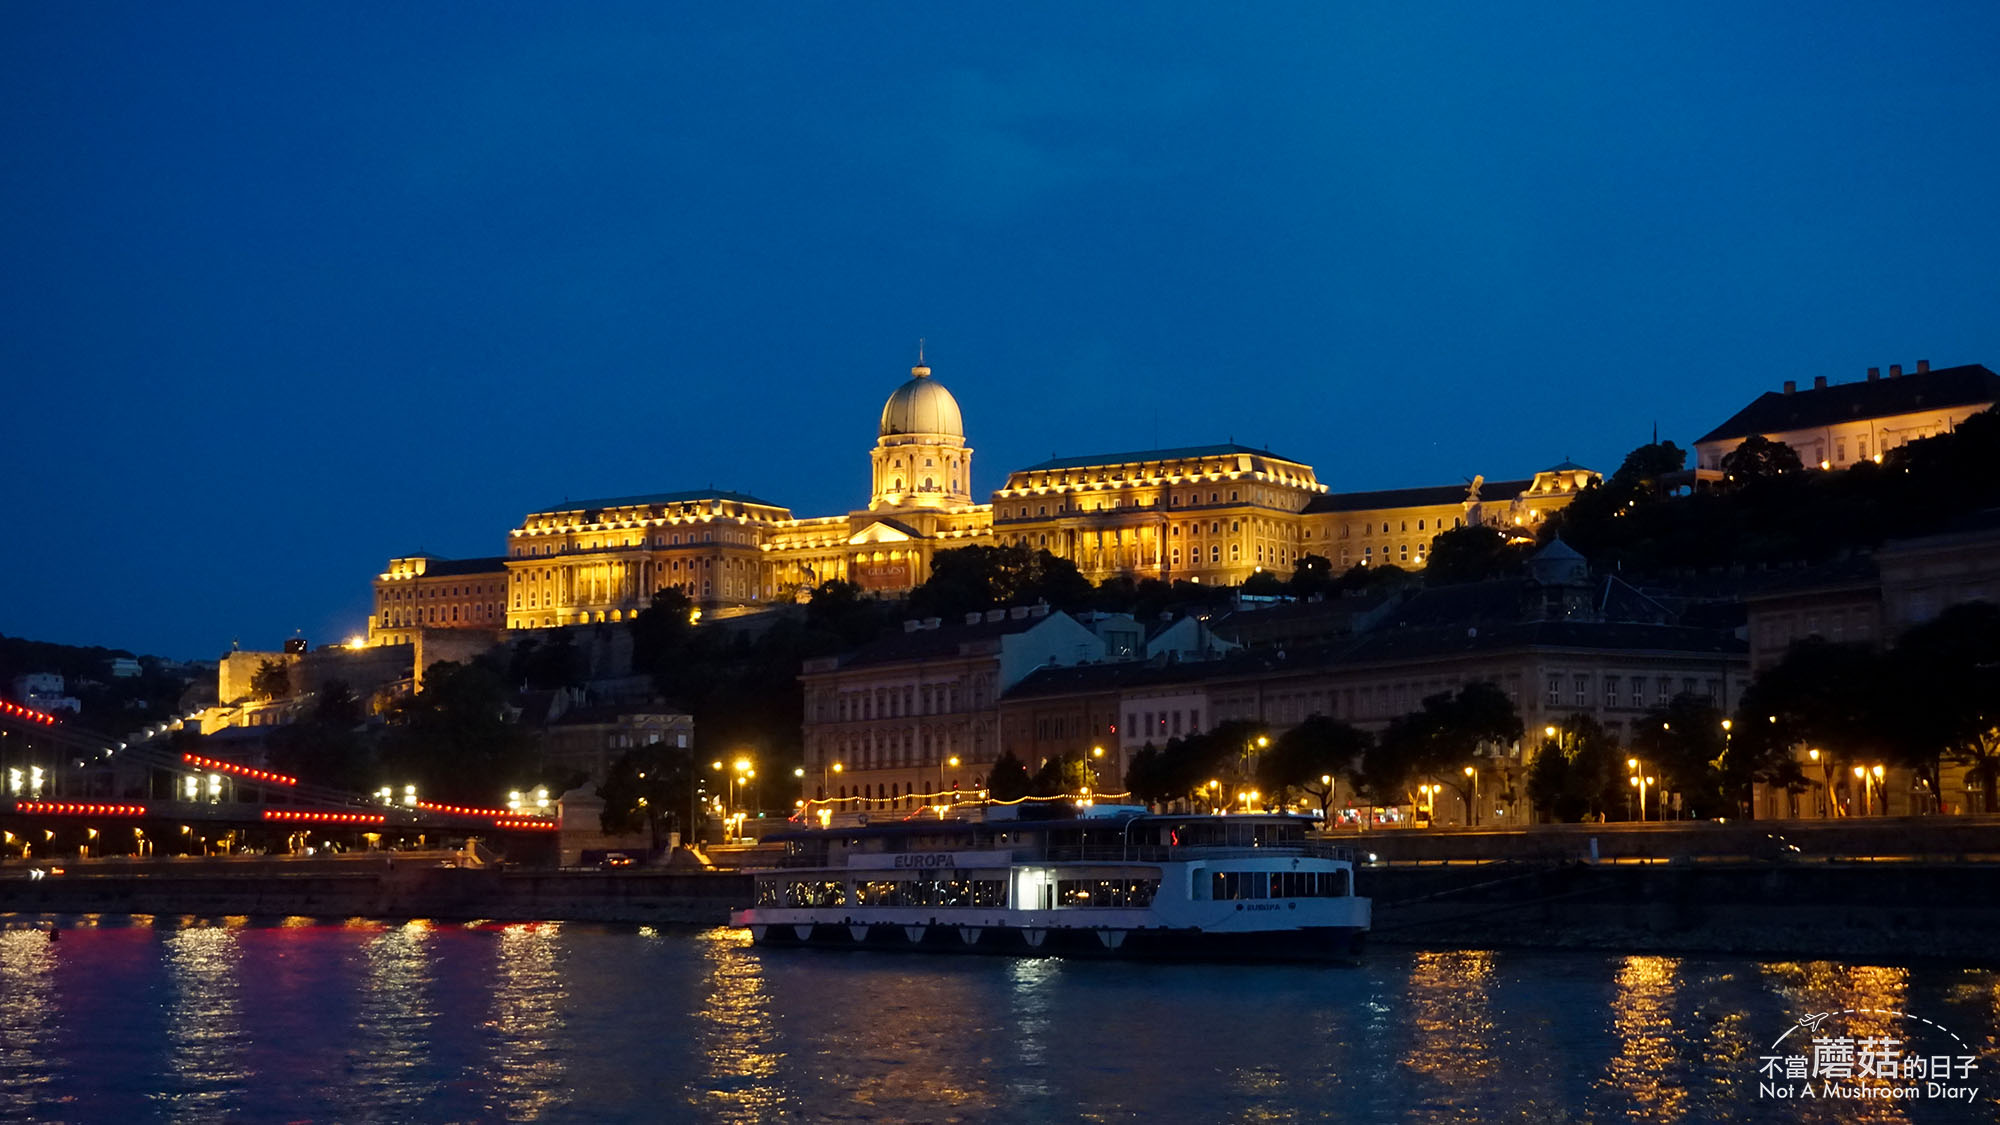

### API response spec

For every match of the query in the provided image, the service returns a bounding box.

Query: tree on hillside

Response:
[510,634,589,690]
[1610,440,1687,494]
[1287,553,1338,599]
[266,680,374,792]
[1240,570,1286,597]
[803,580,892,650]
[1720,434,1805,483]
[251,658,291,701]
[377,659,536,804]
[1423,525,1523,585]
[907,545,1092,619]
[630,587,698,674]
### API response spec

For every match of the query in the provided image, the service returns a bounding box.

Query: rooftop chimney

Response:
[1890,364,1903,378]
[1917,359,1930,373]
[1783,380,1797,394]
[1867,367,1880,382]
[1813,375,1828,390]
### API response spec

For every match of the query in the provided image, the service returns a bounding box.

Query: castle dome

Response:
[879,361,964,439]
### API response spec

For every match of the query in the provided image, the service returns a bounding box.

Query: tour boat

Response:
[729,805,1369,959]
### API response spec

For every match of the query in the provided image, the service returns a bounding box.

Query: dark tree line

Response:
[1543,408,2000,574]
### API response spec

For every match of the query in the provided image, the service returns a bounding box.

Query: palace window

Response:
[1210,546,1221,563]
[1605,677,1619,708]
[1574,675,1588,706]
[1547,676,1561,706]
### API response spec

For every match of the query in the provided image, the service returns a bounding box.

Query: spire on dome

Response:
[912,337,930,379]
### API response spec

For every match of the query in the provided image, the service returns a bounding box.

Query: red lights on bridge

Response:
[182,753,298,786]
[416,800,515,818]
[262,810,386,825]
[0,700,59,725]
[492,818,559,831]
[14,801,148,817]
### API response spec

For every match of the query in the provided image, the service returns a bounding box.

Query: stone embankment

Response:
[1363,861,2000,961]
[0,855,751,926]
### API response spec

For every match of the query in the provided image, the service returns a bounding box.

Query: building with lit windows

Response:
[1693,361,1999,472]
[366,354,1596,644]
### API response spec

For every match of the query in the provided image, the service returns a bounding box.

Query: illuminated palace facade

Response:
[367,358,1596,644]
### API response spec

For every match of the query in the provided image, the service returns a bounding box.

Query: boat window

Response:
[1212,870,1351,900]
[1056,878,1160,908]
[781,880,847,907]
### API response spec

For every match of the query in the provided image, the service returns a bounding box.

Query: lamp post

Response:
[1243,734,1269,782]
[1463,765,1479,827]
[1872,764,1885,816]
[1808,749,1830,817]
[1090,745,1106,795]
[1626,758,1643,821]
[1628,771,1654,821]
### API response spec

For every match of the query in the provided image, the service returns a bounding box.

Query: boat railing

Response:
[1033,842,1355,864]
[764,841,1357,871]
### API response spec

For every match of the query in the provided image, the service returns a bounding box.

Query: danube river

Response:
[1,917,1995,1123]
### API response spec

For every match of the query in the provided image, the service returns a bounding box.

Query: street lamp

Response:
[1243,734,1269,779]
[1463,765,1479,827]
[1628,772,1654,821]
[1627,758,1642,821]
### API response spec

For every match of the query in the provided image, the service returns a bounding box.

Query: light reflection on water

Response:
[691,925,785,1122]
[1400,950,1498,1123]
[158,922,251,1119]
[485,922,570,1121]
[0,929,58,1117]
[1759,962,1916,1125]
[348,920,441,1110]
[2,921,1996,1124]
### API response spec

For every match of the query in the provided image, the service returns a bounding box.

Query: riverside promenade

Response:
[7,819,1999,960]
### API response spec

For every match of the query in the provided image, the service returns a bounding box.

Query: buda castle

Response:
[366,358,1597,646]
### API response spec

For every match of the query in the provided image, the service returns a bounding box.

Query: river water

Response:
[1,916,1995,1123]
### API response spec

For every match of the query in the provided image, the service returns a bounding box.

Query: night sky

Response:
[6,4,1999,660]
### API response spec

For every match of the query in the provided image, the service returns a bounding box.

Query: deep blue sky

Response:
[6,4,1999,660]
